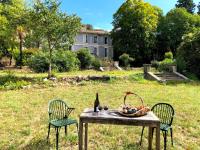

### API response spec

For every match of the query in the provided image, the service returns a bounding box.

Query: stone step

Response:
[154,73,186,81]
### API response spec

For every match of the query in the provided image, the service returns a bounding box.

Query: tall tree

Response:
[158,8,200,56]
[29,0,81,78]
[0,0,26,67]
[175,0,196,14]
[111,0,161,65]
[197,2,200,15]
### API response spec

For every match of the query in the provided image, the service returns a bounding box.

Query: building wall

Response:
[72,32,113,59]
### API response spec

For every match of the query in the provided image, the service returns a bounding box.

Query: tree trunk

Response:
[9,46,13,66]
[19,35,23,69]
[37,41,40,48]
[48,40,52,78]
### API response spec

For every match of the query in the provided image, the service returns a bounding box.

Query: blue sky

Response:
[61,0,199,31]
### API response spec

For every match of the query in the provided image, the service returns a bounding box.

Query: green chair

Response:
[47,99,78,150]
[140,103,175,150]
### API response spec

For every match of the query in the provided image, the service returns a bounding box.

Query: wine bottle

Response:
[94,93,100,112]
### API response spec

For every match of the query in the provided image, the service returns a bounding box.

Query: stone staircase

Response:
[154,73,186,82]
[143,64,189,82]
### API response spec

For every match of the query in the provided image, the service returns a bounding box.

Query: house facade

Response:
[71,28,113,59]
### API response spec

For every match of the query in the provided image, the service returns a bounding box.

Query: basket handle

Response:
[123,92,144,107]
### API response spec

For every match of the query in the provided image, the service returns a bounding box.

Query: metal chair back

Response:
[48,99,72,121]
[151,103,175,126]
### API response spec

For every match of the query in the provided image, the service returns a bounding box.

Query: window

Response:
[94,36,97,43]
[85,35,88,43]
[90,47,97,56]
[105,37,108,44]
[94,47,97,56]
[105,48,107,57]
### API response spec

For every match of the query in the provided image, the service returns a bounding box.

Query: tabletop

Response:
[79,108,160,126]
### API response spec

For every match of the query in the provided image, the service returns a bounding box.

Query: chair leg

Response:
[170,128,173,146]
[65,126,67,135]
[47,124,51,141]
[56,128,59,150]
[140,126,145,145]
[164,131,167,150]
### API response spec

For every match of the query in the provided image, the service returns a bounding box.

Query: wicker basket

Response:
[118,92,149,117]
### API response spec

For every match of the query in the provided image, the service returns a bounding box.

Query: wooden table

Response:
[78,108,160,150]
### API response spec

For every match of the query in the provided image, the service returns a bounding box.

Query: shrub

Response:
[13,48,38,66]
[28,50,80,73]
[164,51,173,59]
[28,51,49,73]
[119,53,134,68]
[92,57,101,70]
[53,50,80,72]
[176,55,186,73]
[158,58,175,72]
[76,48,93,69]
[177,31,200,78]
[151,60,159,69]
[157,51,175,72]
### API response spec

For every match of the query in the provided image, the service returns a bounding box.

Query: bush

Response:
[28,50,80,73]
[119,53,134,68]
[151,60,159,69]
[158,58,175,72]
[176,55,186,73]
[76,48,93,69]
[164,51,173,59]
[177,31,200,78]
[28,51,49,73]
[92,57,101,70]
[157,51,175,72]
[53,50,80,72]
[13,48,38,66]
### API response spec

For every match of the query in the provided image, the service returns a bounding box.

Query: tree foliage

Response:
[0,0,27,67]
[177,31,200,78]
[28,0,81,77]
[175,0,196,14]
[111,0,161,66]
[157,8,200,56]
[197,2,200,15]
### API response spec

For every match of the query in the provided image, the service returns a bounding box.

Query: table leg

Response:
[148,126,153,150]
[79,119,83,150]
[156,124,160,150]
[84,123,88,150]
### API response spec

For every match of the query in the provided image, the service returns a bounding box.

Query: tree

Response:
[0,0,27,66]
[157,8,200,56]
[29,0,81,77]
[16,26,26,68]
[176,31,200,78]
[197,2,200,15]
[175,0,196,14]
[111,0,161,66]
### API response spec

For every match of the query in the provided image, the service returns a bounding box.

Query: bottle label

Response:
[96,107,99,112]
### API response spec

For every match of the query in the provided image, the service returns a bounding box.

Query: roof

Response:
[79,29,110,35]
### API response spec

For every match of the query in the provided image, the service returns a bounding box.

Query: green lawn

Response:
[0,69,200,150]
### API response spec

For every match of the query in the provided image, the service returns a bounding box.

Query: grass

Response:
[0,69,200,149]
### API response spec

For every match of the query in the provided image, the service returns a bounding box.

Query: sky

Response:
[60,0,199,31]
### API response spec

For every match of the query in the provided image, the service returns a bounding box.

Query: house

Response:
[71,27,113,59]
